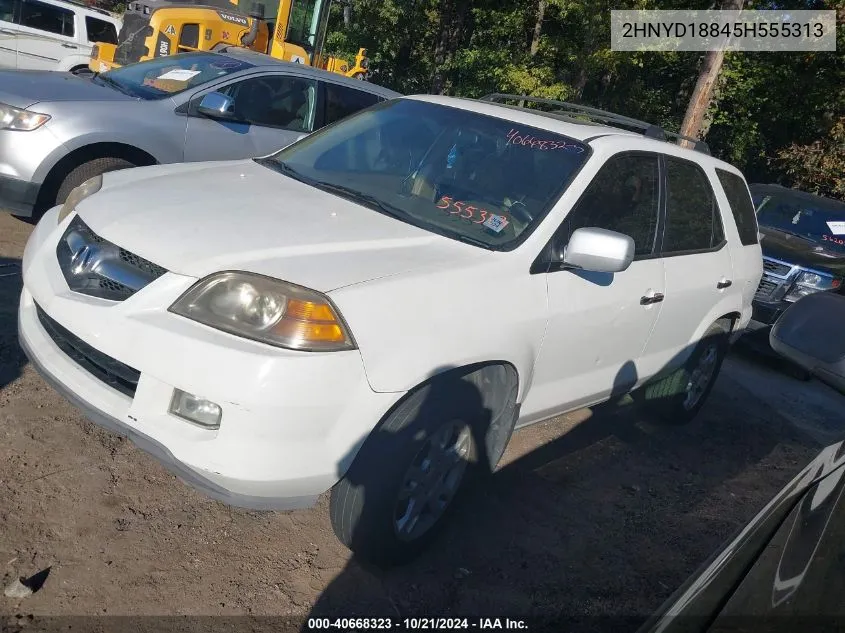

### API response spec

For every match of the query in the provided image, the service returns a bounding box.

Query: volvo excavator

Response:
[88,0,369,79]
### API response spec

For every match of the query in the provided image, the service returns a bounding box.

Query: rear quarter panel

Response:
[705,163,763,333]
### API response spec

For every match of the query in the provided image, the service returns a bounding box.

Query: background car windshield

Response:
[98,53,254,100]
[266,99,589,248]
[756,194,845,251]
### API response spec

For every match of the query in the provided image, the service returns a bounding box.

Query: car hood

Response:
[759,226,845,277]
[77,160,484,293]
[0,71,130,109]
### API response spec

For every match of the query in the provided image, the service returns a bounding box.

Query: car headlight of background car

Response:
[57,175,103,224]
[0,102,50,131]
[169,272,356,352]
[784,270,841,302]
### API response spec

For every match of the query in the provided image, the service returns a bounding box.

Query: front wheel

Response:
[329,376,505,567]
[634,320,730,424]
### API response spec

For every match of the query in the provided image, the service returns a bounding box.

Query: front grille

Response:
[56,216,167,301]
[118,248,167,279]
[36,303,140,398]
[755,278,780,300]
[762,258,792,277]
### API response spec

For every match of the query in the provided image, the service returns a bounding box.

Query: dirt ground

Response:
[1,212,844,632]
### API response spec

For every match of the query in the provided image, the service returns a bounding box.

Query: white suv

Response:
[0,0,120,74]
[19,94,763,565]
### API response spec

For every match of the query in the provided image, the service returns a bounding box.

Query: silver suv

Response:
[0,47,399,220]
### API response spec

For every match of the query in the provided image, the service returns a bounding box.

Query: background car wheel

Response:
[69,66,93,77]
[329,371,513,567]
[634,320,731,425]
[55,157,136,208]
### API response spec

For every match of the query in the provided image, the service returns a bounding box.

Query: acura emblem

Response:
[70,242,97,275]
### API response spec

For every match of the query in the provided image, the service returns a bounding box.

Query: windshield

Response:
[755,193,845,252]
[261,99,590,249]
[95,53,254,100]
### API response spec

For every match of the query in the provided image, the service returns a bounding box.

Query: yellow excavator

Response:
[89,0,369,79]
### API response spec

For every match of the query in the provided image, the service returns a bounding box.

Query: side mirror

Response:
[197,92,236,119]
[561,227,635,274]
[770,292,845,394]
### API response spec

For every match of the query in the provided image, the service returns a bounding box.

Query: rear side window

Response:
[663,157,724,254]
[85,16,117,43]
[323,83,381,126]
[563,153,660,257]
[716,169,759,245]
[20,0,73,36]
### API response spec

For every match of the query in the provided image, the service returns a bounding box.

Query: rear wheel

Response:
[635,320,731,424]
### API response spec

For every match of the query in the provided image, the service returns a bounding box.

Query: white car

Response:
[19,94,763,565]
[0,0,120,74]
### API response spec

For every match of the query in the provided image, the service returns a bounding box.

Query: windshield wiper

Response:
[255,161,494,249]
[93,74,133,97]
[311,181,407,221]
[769,227,817,242]
[254,158,318,186]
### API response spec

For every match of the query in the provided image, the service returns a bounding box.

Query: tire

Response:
[634,320,731,425]
[69,66,93,77]
[55,157,136,207]
[329,374,507,567]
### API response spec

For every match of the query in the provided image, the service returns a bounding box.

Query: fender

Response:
[329,252,549,403]
[32,127,182,186]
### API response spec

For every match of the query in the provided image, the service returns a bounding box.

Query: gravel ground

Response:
[1,212,843,632]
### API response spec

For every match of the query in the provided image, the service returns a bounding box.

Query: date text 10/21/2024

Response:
[306,617,529,630]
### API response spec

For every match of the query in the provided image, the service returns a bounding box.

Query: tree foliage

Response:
[327,0,844,199]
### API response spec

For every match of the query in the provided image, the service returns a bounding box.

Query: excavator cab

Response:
[89,0,368,80]
[268,0,368,78]
[90,0,272,73]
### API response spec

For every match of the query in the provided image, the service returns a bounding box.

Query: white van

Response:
[0,0,121,74]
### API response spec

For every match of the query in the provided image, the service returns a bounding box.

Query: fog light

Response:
[169,389,222,429]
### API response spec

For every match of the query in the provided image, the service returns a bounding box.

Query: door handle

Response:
[640,292,665,305]
[62,43,78,49]
[0,28,16,35]
[716,278,733,289]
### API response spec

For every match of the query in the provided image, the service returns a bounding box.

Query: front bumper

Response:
[19,209,403,510]
[1,124,67,217]
[0,173,39,216]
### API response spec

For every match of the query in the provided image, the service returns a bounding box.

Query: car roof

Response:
[403,94,741,173]
[750,183,845,210]
[216,48,402,98]
[48,0,120,19]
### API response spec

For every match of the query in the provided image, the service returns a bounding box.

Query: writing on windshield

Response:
[266,99,590,249]
[757,194,845,250]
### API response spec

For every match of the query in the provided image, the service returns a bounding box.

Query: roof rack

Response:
[480,93,710,155]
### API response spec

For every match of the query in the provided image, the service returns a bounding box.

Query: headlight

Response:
[784,270,841,302]
[169,272,356,352]
[0,102,50,131]
[58,175,103,224]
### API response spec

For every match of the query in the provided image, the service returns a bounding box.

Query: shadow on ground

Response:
[306,349,829,633]
[0,257,24,391]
